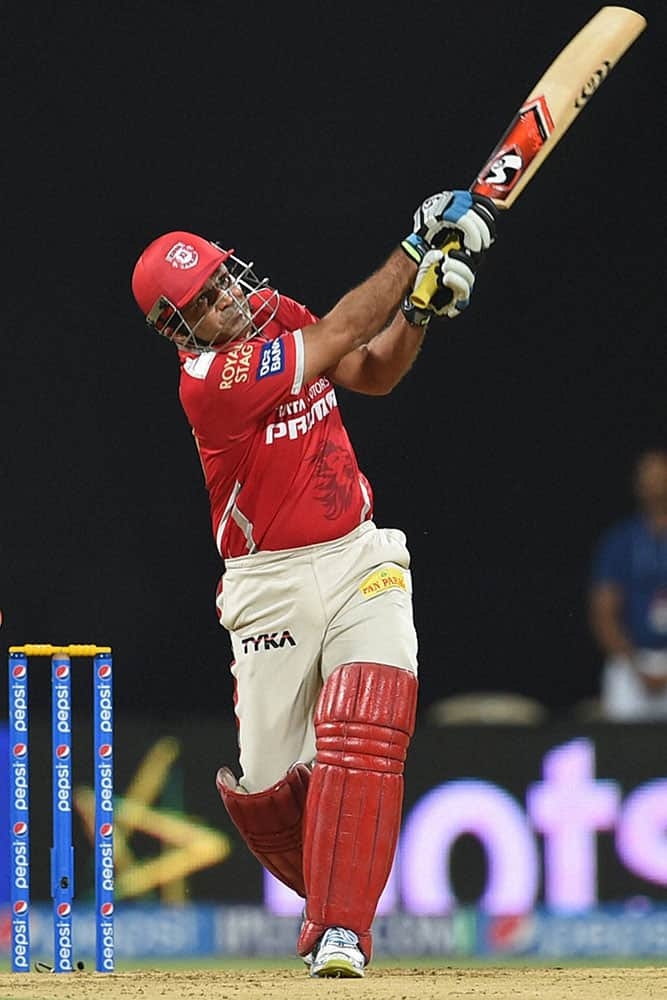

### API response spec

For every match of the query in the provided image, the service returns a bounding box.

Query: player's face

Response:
[181,266,252,347]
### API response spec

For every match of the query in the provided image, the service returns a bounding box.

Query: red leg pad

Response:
[297,663,418,962]
[216,762,310,897]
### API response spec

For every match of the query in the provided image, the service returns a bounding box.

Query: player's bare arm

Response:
[325,311,426,396]
[304,190,498,391]
[327,243,484,395]
[299,249,415,386]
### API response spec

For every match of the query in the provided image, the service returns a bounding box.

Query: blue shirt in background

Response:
[591,516,667,649]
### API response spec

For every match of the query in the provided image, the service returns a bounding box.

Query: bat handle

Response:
[409,230,461,309]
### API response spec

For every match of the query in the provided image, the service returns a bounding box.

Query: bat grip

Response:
[409,230,461,310]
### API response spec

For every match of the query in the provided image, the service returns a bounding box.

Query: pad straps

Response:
[298,662,418,961]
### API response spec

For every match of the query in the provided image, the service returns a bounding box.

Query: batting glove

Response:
[402,247,478,324]
[401,190,497,263]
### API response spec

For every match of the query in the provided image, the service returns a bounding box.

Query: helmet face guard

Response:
[132,232,280,354]
[145,250,279,353]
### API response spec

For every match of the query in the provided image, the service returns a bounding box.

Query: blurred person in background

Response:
[589,449,667,721]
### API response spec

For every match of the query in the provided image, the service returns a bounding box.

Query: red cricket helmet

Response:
[131,231,234,315]
[131,230,280,353]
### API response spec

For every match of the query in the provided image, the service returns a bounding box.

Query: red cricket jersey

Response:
[178,292,374,558]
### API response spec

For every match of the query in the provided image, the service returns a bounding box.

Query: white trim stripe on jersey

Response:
[231,505,257,554]
[183,352,217,380]
[291,330,305,396]
[216,480,242,555]
[358,476,371,523]
[215,481,258,555]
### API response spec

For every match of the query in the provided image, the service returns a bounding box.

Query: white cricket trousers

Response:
[216,521,418,792]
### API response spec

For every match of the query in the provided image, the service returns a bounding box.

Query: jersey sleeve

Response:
[275,294,319,330]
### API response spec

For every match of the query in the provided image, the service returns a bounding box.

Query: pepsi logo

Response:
[12,664,27,679]
[100,902,114,917]
[55,664,70,680]
[57,903,71,917]
[99,744,113,758]
[13,743,27,758]
[99,823,113,838]
[56,744,71,760]
[13,821,28,837]
[13,900,28,915]
[98,664,112,679]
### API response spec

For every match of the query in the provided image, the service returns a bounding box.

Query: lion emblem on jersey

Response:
[311,441,356,519]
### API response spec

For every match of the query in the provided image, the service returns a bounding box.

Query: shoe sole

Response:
[311,957,364,978]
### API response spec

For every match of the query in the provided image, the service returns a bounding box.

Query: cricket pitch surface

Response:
[0,966,663,999]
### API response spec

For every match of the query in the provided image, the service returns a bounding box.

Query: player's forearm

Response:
[342,312,427,395]
[323,249,415,350]
[301,249,416,386]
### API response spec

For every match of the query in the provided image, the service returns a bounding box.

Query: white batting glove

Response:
[401,248,477,325]
[402,190,497,263]
[437,250,477,318]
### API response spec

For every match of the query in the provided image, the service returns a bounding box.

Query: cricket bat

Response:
[411,5,647,309]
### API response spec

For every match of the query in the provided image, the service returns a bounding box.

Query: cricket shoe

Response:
[309,927,365,978]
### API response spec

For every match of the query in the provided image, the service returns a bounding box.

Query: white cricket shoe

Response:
[309,927,365,978]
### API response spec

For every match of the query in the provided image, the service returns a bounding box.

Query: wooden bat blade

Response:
[473,6,647,208]
[410,7,647,311]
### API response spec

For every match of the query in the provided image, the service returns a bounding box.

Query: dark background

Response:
[2,0,664,721]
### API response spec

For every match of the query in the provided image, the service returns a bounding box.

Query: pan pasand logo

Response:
[165,242,199,269]
[575,60,611,108]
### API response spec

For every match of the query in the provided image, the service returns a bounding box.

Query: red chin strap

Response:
[297,662,418,963]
